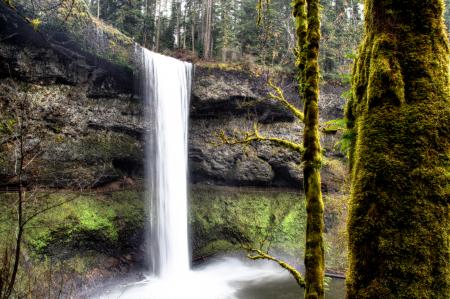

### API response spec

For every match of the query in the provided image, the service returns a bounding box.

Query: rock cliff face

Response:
[0,2,346,192]
[189,67,347,192]
[0,2,143,188]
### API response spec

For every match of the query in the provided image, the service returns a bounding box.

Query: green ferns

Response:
[346,0,450,298]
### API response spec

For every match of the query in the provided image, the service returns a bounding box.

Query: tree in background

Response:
[215,0,238,61]
[80,0,366,79]
[320,0,363,81]
[346,0,450,297]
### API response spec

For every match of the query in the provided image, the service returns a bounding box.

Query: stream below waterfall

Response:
[94,257,345,299]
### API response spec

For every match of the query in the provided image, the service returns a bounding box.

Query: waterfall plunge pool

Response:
[93,257,345,299]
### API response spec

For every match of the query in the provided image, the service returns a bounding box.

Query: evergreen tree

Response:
[346,0,450,297]
[320,0,363,80]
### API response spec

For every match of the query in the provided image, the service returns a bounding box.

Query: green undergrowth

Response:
[189,186,348,273]
[0,190,144,256]
[0,187,348,273]
[189,187,307,261]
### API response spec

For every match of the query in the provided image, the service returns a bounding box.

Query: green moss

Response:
[66,254,93,274]
[22,191,144,254]
[189,187,307,260]
[198,62,246,72]
[322,118,346,134]
[196,240,237,258]
[293,0,326,297]
[346,0,450,298]
[78,201,118,241]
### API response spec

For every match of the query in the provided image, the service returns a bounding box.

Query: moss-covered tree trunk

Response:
[346,1,450,298]
[294,0,325,298]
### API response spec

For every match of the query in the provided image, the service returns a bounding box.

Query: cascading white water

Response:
[96,49,289,299]
[141,48,192,278]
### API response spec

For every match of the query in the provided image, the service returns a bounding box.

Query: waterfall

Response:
[140,48,192,278]
[96,48,287,299]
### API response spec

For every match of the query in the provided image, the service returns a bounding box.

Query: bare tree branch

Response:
[21,193,81,228]
[267,79,304,122]
[215,123,304,154]
[242,244,306,287]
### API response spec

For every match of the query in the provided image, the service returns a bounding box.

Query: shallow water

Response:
[235,272,345,299]
[95,257,345,299]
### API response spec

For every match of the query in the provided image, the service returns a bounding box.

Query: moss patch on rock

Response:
[189,186,307,262]
[190,186,348,273]
[0,190,145,256]
[0,186,349,279]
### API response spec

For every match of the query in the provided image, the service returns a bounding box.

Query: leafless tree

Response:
[0,80,87,299]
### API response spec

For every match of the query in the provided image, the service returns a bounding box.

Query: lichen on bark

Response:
[346,0,450,298]
[294,0,325,298]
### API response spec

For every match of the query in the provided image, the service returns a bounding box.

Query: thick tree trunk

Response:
[293,0,325,298]
[346,1,450,298]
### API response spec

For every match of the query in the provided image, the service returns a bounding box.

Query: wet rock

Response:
[0,2,347,191]
[191,66,298,123]
[234,154,275,184]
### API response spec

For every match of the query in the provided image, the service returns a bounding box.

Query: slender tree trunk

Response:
[351,0,360,26]
[190,0,196,55]
[202,0,212,59]
[176,1,181,48]
[142,0,149,47]
[6,191,22,299]
[293,0,325,298]
[191,12,195,54]
[335,0,344,16]
[303,0,324,298]
[182,7,187,49]
[97,0,100,18]
[154,0,162,52]
[4,124,25,299]
[346,0,450,298]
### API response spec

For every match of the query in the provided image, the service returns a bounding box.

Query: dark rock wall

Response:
[189,66,347,191]
[0,2,143,189]
[0,3,347,192]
